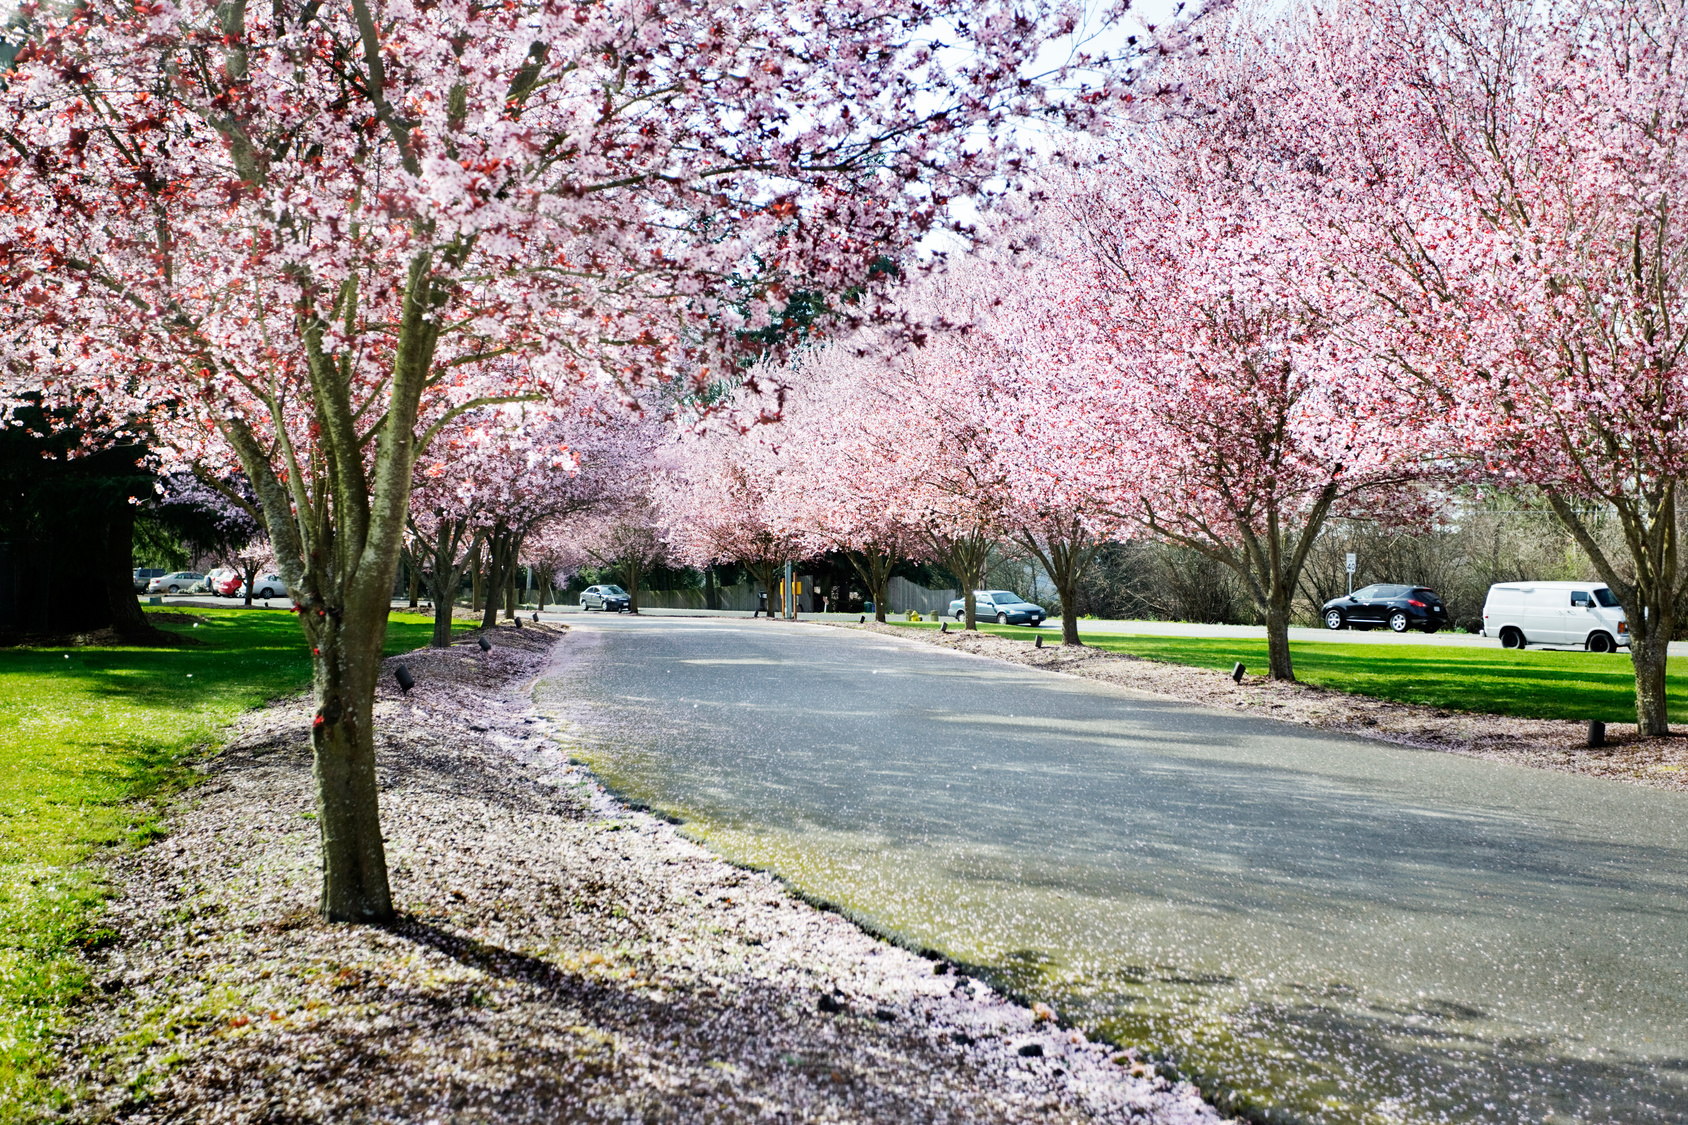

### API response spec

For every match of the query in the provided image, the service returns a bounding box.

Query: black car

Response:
[1322,584,1450,633]
[579,584,631,612]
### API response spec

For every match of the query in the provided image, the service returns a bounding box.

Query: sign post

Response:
[1345,552,1357,596]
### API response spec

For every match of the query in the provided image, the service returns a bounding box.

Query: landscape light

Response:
[1231,662,1245,683]
[394,665,415,695]
[478,637,492,653]
[859,615,865,624]
[940,621,948,634]
[1587,720,1606,748]
[514,617,522,629]
[532,612,539,623]
[1035,635,1043,648]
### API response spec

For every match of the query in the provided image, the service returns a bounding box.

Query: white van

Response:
[1482,582,1628,652]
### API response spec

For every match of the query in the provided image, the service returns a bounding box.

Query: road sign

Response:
[1345,552,1357,574]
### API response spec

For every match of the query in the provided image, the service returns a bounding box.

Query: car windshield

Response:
[1594,587,1619,608]
[1411,588,1440,601]
[602,586,626,596]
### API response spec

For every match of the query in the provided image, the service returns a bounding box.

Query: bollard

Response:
[394,665,415,695]
[1231,662,1245,683]
[1587,720,1606,748]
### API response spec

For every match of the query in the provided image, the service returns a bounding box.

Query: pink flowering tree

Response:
[662,424,815,617]
[1303,0,1688,732]
[1027,68,1431,681]
[771,359,928,623]
[0,0,1218,919]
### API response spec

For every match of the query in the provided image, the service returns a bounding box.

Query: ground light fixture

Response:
[532,612,539,623]
[1035,634,1042,648]
[859,615,865,624]
[394,665,415,695]
[1588,720,1606,747]
[1231,662,1245,683]
[941,621,948,634]
[478,637,492,653]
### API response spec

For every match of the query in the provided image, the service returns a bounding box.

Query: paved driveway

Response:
[537,616,1688,1125]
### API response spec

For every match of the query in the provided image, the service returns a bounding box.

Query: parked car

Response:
[1322,584,1450,633]
[579,584,631,612]
[206,568,242,597]
[147,571,208,595]
[947,590,1047,626]
[132,567,167,593]
[1482,581,1628,652]
[246,574,287,599]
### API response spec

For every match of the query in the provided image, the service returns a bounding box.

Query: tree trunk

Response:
[1544,489,1678,735]
[241,558,260,608]
[625,554,643,614]
[934,531,993,630]
[407,564,419,609]
[1016,518,1097,647]
[418,518,477,649]
[844,548,894,624]
[1057,572,1081,646]
[104,503,152,636]
[1264,596,1294,682]
[469,540,485,613]
[1633,627,1672,736]
[480,526,514,630]
[705,566,719,610]
[305,583,394,923]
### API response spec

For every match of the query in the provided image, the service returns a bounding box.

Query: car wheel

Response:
[168,585,180,594]
[1588,631,1615,654]
[1324,609,1344,630]
[955,611,965,622]
[1388,611,1409,633]
[580,600,590,611]
[1499,627,1525,649]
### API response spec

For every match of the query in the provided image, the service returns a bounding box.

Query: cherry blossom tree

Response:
[1301,0,1688,732]
[662,423,815,617]
[0,0,1228,919]
[771,360,927,623]
[1020,61,1433,681]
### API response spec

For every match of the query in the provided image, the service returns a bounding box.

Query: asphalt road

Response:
[536,615,1688,1125]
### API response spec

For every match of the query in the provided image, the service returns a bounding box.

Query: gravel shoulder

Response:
[58,623,1225,1124]
[845,622,1688,795]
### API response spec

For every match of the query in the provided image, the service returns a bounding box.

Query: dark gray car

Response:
[947,590,1046,626]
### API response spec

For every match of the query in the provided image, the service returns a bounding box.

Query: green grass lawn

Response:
[0,607,450,1121]
[893,621,1674,724]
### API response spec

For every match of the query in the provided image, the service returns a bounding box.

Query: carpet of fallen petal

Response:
[57,622,1230,1124]
[861,622,1688,794]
